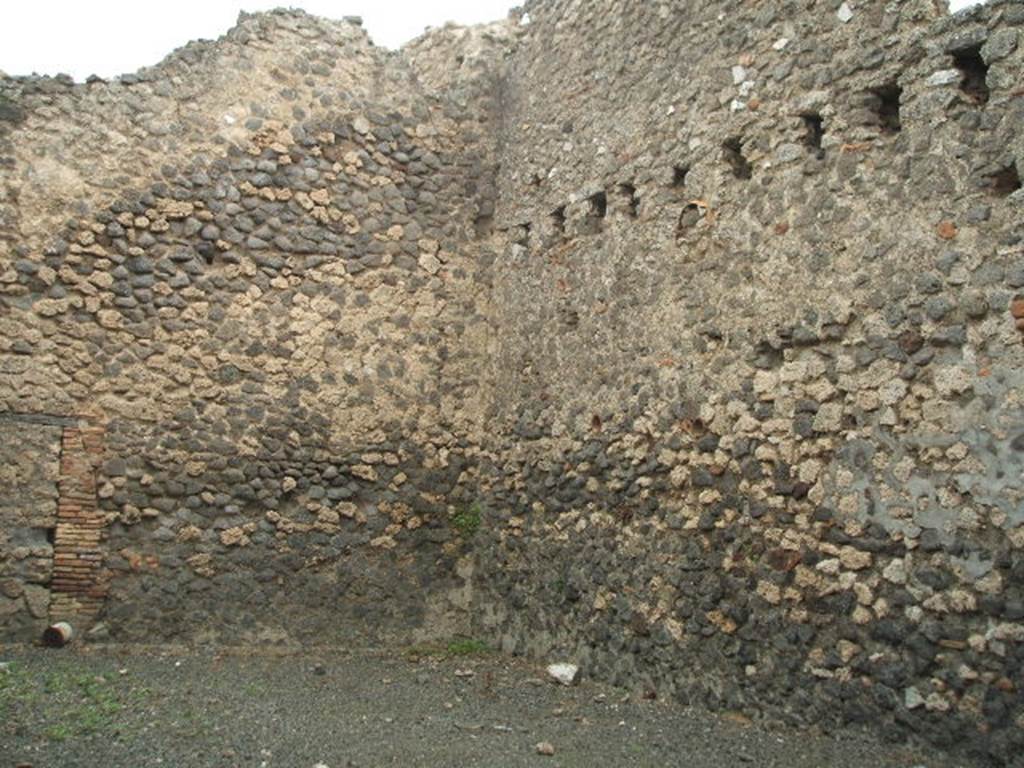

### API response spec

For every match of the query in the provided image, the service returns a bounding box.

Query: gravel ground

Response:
[0,644,974,768]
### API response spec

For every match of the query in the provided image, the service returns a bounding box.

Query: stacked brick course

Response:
[49,423,107,626]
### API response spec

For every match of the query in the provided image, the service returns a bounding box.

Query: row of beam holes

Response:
[544,186,630,241]
[675,69,1015,237]
[715,52,1012,185]
[527,48,1017,250]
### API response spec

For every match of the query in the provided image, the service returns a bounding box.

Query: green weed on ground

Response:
[445,638,491,656]
[1,660,133,742]
[403,637,493,660]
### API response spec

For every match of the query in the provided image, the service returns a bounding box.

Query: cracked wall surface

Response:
[1,1,1023,764]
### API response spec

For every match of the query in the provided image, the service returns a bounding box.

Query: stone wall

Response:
[1,1,1023,763]
[0,416,62,639]
[0,10,496,645]
[470,0,1024,764]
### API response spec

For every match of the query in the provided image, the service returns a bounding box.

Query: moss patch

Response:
[450,501,483,538]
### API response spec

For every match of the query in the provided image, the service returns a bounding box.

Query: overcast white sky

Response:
[0,0,987,81]
[0,1,515,80]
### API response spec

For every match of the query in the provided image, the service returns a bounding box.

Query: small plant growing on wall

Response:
[450,501,483,538]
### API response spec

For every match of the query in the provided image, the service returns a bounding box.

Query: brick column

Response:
[48,422,108,626]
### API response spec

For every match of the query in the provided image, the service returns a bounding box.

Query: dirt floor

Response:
[0,643,971,768]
